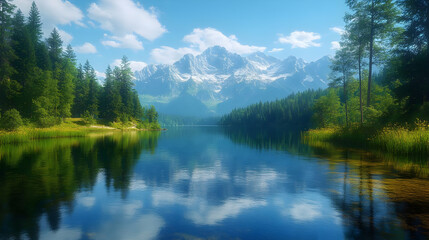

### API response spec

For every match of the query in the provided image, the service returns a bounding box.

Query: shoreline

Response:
[0,121,165,144]
[302,126,429,157]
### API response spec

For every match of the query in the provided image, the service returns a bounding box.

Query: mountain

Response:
[134,46,331,117]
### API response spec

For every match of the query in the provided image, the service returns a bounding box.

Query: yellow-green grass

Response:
[0,118,162,144]
[303,124,429,156]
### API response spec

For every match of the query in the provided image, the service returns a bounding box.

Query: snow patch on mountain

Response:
[133,46,331,116]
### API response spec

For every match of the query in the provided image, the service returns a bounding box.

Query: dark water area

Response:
[1,127,429,240]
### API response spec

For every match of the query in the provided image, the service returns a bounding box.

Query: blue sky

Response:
[13,0,347,76]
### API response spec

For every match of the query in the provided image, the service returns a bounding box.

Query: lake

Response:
[1,127,429,239]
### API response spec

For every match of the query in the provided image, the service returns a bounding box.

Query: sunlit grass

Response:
[0,118,162,144]
[303,120,429,156]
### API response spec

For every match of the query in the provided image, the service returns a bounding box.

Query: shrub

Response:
[82,111,97,125]
[34,107,57,128]
[0,109,23,131]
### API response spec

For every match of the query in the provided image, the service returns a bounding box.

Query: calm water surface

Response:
[1,127,429,239]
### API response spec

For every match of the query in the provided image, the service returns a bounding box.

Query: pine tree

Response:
[346,0,399,107]
[330,45,355,127]
[394,0,429,110]
[84,61,99,118]
[57,55,75,119]
[0,0,17,111]
[27,1,42,45]
[47,28,63,70]
[72,64,88,117]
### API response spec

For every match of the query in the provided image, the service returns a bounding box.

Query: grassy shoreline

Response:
[0,118,163,144]
[303,124,429,157]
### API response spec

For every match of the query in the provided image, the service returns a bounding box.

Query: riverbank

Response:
[0,118,163,144]
[303,123,429,157]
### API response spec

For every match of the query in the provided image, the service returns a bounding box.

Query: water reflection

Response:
[0,132,159,240]
[1,127,429,239]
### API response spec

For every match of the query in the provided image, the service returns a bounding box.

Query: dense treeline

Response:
[219,89,325,128]
[0,1,159,130]
[314,0,428,127]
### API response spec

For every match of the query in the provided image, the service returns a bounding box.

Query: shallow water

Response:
[1,127,429,239]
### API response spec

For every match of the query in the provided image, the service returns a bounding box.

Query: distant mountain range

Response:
[134,46,331,117]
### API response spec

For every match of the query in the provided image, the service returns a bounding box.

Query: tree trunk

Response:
[367,0,375,107]
[343,76,348,127]
[359,50,363,125]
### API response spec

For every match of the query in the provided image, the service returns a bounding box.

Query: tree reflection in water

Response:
[0,132,159,240]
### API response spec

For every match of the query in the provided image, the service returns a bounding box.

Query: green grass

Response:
[303,121,429,156]
[0,118,163,144]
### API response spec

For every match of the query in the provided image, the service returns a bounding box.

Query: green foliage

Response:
[220,89,325,128]
[32,96,57,128]
[313,89,343,128]
[0,109,23,130]
[0,2,157,130]
[82,110,96,125]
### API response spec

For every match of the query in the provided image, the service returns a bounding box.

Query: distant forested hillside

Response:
[0,2,158,130]
[219,89,325,128]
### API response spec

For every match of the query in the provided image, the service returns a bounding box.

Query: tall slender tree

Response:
[46,28,63,70]
[330,45,355,127]
[0,0,16,111]
[346,0,399,107]
[345,6,370,124]
[11,9,37,116]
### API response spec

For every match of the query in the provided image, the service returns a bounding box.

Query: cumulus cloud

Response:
[14,0,84,27]
[331,41,341,50]
[74,42,97,54]
[184,28,266,54]
[14,0,83,43]
[57,28,73,45]
[88,0,166,50]
[279,31,321,48]
[151,46,199,65]
[111,59,148,72]
[269,48,284,53]
[330,27,345,35]
[102,34,143,50]
[151,28,266,64]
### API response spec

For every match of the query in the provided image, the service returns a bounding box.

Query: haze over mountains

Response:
[134,46,331,117]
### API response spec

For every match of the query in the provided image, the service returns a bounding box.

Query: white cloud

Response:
[78,196,96,208]
[111,59,148,72]
[279,31,321,48]
[151,46,198,65]
[269,48,284,53]
[187,198,266,225]
[289,202,322,222]
[184,28,266,54]
[151,28,266,64]
[57,28,73,45]
[15,0,84,27]
[15,0,83,43]
[74,42,97,54]
[330,27,345,35]
[95,70,106,79]
[102,34,143,50]
[331,41,341,50]
[96,214,165,240]
[88,0,166,51]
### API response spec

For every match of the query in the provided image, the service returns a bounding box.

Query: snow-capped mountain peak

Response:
[133,46,330,116]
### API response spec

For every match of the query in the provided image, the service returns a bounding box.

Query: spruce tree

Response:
[27,1,42,45]
[11,9,37,116]
[0,0,16,111]
[47,28,63,70]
